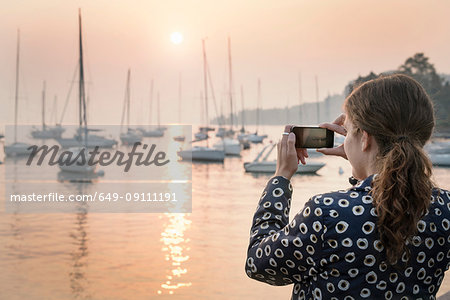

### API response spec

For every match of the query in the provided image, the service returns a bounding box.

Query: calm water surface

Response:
[0,125,449,299]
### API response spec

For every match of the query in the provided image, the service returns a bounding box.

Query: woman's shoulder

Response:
[430,187,450,217]
[432,187,450,202]
[309,175,375,208]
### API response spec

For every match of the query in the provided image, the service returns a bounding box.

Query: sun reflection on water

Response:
[158,213,192,295]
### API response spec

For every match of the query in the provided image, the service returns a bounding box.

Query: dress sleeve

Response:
[245,175,325,286]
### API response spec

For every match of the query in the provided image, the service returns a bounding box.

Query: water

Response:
[0,125,449,299]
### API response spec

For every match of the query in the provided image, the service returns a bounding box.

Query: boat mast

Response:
[78,8,88,144]
[126,69,131,130]
[14,29,20,143]
[227,36,234,132]
[157,91,160,127]
[202,38,209,128]
[240,85,245,133]
[42,81,46,130]
[178,73,181,124]
[149,79,153,125]
[256,78,261,134]
[53,95,58,125]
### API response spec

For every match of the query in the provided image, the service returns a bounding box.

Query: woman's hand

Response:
[274,125,307,180]
[317,113,348,159]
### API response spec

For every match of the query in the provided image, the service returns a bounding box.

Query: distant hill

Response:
[211,93,345,126]
[212,59,449,134]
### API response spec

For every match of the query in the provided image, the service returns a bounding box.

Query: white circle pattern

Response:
[245,175,450,299]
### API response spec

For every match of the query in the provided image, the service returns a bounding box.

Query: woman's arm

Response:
[245,175,325,286]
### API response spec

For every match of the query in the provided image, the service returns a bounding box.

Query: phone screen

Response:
[290,126,334,148]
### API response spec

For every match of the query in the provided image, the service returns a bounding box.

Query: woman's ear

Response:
[361,130,371,152]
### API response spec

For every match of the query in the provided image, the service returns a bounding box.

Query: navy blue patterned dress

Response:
[246,174,450,300]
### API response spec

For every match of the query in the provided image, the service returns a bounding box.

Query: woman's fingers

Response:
[295,148,307,165]
[275,125,300,179]
[317,144,348,160]
[277,125,293,164]
[303,149,308,158]
[319,122,347,136]
[333,113,346,126]
[287,132,296,156]
[319,113,347,136]
[281,125,291,151]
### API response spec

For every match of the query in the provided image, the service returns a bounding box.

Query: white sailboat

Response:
[31,81,65,139]
[216,37,241,152]
[247,78,267,144]
[178,39,225,162]
[244,143,325,174]
[57,131,117,148]
[193,93,212,141]
[55,25,117,149]
[4,29,33,157]
[59,10,97,175]
[236,85,251,149]
[173,74,186,142]
[120,69,143,145]
[194,128,209,141]
[139,79,165,137]
[213,138,241,156]
[213,37,241,156]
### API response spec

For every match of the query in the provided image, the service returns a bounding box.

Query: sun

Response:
[170,32,183,45]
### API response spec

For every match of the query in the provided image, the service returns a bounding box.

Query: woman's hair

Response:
[345,73,435,266]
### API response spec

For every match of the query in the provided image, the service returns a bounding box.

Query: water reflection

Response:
[158,213,192,295]
[68,182,92,299]
[7,159,24,256]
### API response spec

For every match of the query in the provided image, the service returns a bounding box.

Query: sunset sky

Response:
[1,0,449,127]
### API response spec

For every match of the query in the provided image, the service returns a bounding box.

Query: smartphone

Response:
[290,126,334,148]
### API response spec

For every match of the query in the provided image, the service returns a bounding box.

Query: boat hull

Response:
[244,161,325,174]
[178,147,225,162]
[138,128,164,137]
[120,132,142,145]
[247,134,267,144]
[31,126,65,139]
[4,142,33,156]
[213,139,241,156]
[57,136,117,148]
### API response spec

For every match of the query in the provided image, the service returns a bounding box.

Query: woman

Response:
[245,74,450,299]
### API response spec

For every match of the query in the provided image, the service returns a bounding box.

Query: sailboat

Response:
[120,69,143,145]
[139,79,164,137]
[56,24,117,149]
[236,85,250,150]
[4,29,33,157]
[173,73,186,142]
[59,9,96,175]
[247,78,267,143]
[31,81,65,139]
[213,37,241,156]
[193,92,210,141]
[177,39,225,162]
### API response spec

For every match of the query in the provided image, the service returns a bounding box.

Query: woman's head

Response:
[344,73,436,266]
[345,73,435,154]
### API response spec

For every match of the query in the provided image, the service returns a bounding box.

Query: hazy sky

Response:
[1,0,449,127]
